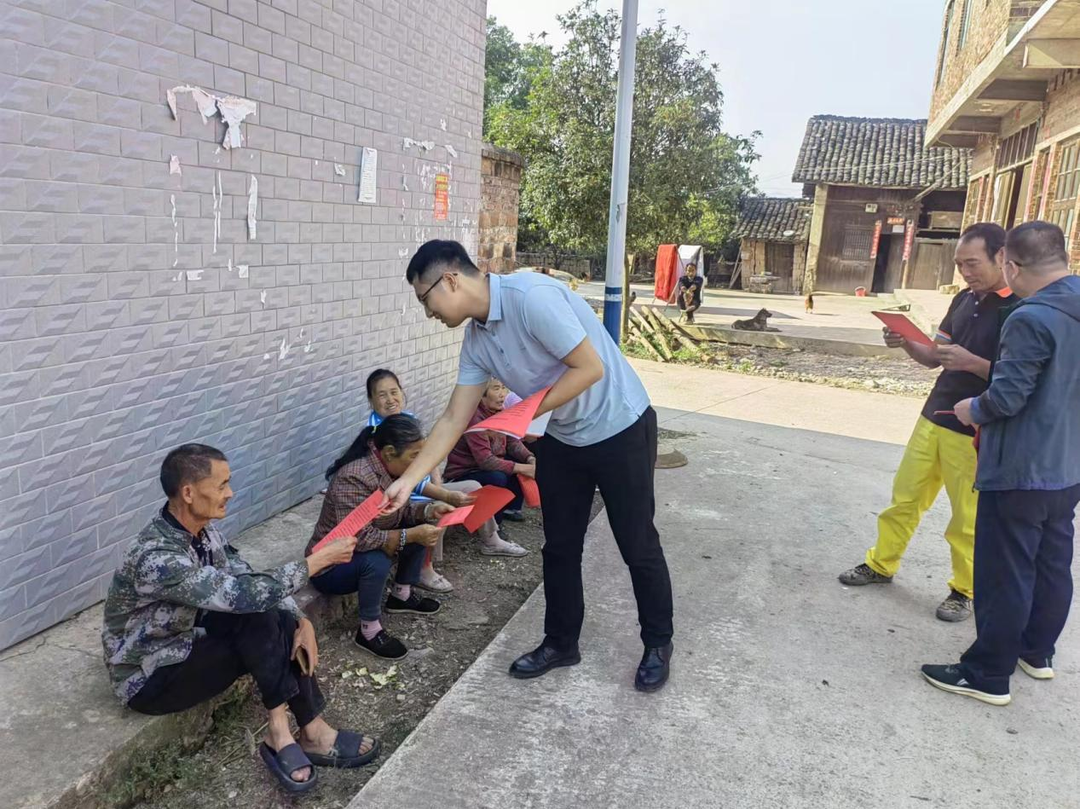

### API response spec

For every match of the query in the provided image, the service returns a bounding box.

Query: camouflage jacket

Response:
[101,506,309,704]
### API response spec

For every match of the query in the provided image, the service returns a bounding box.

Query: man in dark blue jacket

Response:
[922,221,1080,706]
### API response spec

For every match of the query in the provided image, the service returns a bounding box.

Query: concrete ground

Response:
[351,359,1080,809]
[576,282,954,351]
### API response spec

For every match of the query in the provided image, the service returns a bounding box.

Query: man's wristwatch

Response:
[399,528,407,552]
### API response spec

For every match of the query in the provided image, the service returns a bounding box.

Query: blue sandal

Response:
[305,730,381,768]
[258,742,318,793]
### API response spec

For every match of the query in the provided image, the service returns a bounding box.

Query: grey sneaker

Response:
[935,590,972,622]
[1018,656,1054,679]
[838,563,893,586]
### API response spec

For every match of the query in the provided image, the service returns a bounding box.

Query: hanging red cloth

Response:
[653,244,679,302]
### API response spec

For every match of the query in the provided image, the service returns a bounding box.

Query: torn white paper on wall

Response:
[247,175,258,240]
[227,258,233,272]
[191,88,218,121]
[237,264,249,278]
[167,86,256,149]
[170,193,178,267]
[403,138,435,152]
[186,270,203,281]
[445,144,458,159]
[211,171,222,254]
[334,164,346,177]
[440,119,447,131]
[278,335,289,361]
[167,85,217,122]
[357,147,378,204]
[169,155,182,176]
[260,290,267,304]
[218,96,257,150]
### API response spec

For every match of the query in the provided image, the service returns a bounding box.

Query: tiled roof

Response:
[792,115,970,189]
[732,197,812,243]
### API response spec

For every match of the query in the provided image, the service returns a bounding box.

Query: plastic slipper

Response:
[481,541,528,557]
[416,572,454,593]
[258,742,318,794]
[305,730,381,768]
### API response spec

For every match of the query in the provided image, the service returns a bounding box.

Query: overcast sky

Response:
[487,0,947,197]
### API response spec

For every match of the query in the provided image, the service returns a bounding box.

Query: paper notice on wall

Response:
[169,155,182,176]
[358,147,378,204]
[434,173,450,221]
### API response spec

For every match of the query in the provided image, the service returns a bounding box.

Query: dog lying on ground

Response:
[731,308,779,332]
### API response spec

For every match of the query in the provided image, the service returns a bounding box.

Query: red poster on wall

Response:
[902,220,916,261]
[434,173,449,220]
[869,220,883,259]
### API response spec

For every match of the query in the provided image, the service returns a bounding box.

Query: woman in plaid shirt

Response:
[306,414,523,660]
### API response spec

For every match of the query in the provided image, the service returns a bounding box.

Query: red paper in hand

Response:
[437,506,473,527]
[518,475,541,508]
[872,311,934,347]
[463,485,516,532]
[466,387,552,439]
[310,490,385,553]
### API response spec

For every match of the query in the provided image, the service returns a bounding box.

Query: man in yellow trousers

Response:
[839,223,1017,621]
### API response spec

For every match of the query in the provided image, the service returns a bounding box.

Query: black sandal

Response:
[258,742,318,793]
[305,730,381,768]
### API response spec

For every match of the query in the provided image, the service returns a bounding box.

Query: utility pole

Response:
[602,0,639,344]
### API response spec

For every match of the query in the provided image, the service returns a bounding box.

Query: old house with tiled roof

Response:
[731,197,812,293]
[927,0,1080,274]
[796,116,972,294]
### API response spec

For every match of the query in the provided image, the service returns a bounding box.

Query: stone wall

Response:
[0,0,486,649]
[477,143,523,274]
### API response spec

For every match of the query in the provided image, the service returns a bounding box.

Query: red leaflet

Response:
[463,486,516,532]
[310,490,386,553]
[872,312,934,347]
[518,475,541,508]
[437,506,473,527]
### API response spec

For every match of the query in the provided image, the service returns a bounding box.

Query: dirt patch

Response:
[132,499,601,809]
[625,341,938,398]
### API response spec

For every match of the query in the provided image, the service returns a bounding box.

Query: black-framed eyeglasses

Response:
[418,273,454,306]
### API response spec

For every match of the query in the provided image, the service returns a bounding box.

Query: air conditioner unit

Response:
[928,211,963,231]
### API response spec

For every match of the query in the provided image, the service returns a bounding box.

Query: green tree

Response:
[484,18,551,138]
[486,2,758,267]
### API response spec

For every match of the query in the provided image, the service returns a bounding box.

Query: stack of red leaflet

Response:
[309,490,386,553]
[465,387,552,440]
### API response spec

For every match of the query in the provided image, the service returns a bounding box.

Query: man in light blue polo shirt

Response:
[384,240,674,692]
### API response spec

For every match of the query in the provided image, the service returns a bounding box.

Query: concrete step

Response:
[0,496,340,809]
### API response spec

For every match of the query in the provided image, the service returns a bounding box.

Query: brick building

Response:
[928,0,1080,273]
[731,197,812,294]
[477,143,523,273]
[0,0,487,650]
[795,116,970,294]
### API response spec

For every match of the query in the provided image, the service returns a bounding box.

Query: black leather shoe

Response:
[508,640,581,679]
[635,642,673,692]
